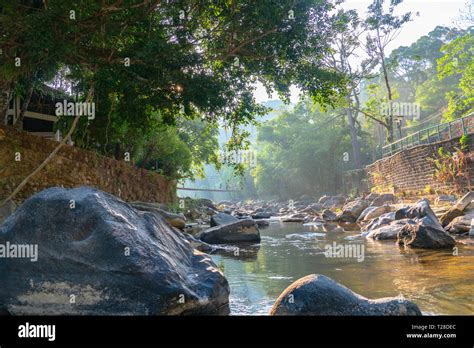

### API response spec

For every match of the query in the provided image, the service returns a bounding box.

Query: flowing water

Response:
[210,220,474,315]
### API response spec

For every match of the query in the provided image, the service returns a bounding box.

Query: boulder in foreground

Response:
[0,186,229,315]
[270,274,421,316]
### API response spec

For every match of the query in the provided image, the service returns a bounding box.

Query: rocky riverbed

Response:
[1,188,473,315]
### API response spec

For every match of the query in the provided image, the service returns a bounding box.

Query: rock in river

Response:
[210,212,239,227]
[195,219,260,244]
[337,199,369,222]
[357,205,392,222]
[439,191,474,227]
[0,186,229,315]
[395,199,443,230]
[270,274,421,316]
[397,217,456,249]
[366,219,412,240]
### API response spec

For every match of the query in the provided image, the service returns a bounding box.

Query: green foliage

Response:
[1,0,348,180]
[430,146,469,194]
[460,134,470,149]
[252,100,370,198]
[438,32,474,120]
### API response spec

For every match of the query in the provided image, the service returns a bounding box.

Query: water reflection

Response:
[211,221,474,315]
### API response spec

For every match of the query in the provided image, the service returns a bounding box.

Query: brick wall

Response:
[366,136,474,195]
[0,126,176,205]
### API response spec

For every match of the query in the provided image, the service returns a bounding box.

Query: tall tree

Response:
[323,9,377,169]
[364,0,411,143]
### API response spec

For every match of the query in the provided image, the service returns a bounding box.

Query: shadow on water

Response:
[211,243,261,261]
[210,221,474,315]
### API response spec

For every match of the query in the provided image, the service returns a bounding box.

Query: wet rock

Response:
[357,205,392,222]
[397,217,456,249]
[0,186,229,315]
[255,220,270,228]
[0,200,16,226]
[270,274,421,316]
[362,212,396,232]
[337,200,369,222]
[251,212,272,219]
[366,219,412,240]
[184,208,202,221]
[322,209,337,221]
[434,195,456,205]
[196,198,217,210]
[439,192,474,227]
[195,219,260,244]
[365,192,379,201]
[131,202,186,229]
[395,199,443,230]
[371,193,395,207]
[337,222,360,232]
[281,213,306,222]
[210,212,239,227]
[181,233,215,253]
[445,216,472,235]
[318,195,331,204]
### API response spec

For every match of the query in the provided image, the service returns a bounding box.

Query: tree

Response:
[322,9,378,169]
[0,0,351,200]
[437,32,474,120]
[253,101,359,198]
[364,0,411,142]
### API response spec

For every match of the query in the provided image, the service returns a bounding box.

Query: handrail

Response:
[382,112,474,157]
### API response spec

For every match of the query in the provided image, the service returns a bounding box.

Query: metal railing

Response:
[382,112,474,157]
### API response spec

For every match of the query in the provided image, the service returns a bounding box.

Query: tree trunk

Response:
[377,28,394,143]
[15,81,35,130]
[0,79,14,124]
[346,102,362,169]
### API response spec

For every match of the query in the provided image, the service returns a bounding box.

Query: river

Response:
[210,219,474,315]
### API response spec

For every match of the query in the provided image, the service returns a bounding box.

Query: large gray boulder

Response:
[0,187,229,315]
[195,219,260,244]
[357,205,392,222]
[439,192,474,226]
[395,199,443,230]
[362,212,396,232]
[210,212,239,227]
[270,274,421,316]
[322,209,337,221]
[337,200,369,222]
[366,219,412,240]
[446,215,472,235]
[397,217,456,249]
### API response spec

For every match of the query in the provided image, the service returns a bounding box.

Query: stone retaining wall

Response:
[366,136,474,195]
[0,126,176,205]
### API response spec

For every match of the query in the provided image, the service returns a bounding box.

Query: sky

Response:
[253,0,469,103]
